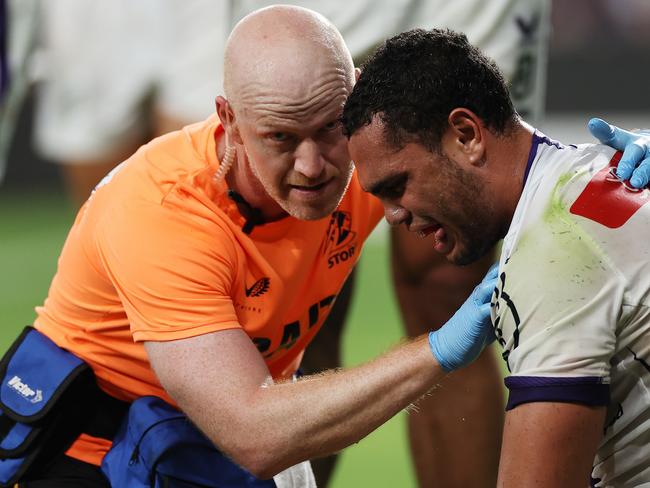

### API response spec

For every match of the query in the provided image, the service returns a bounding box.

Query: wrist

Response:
[428,330,454,373]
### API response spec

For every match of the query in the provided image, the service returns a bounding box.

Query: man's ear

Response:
[444,108,486,167]
[354,67,361,82]
[215,96,243,145]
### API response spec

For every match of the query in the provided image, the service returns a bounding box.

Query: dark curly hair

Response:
[341,28,517,151]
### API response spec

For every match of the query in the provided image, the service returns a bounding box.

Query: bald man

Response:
[2,6,500,487]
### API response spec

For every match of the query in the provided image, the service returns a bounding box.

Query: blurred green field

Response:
[0,188,415,487]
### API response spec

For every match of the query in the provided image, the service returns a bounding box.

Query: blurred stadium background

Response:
[1,1,649,486]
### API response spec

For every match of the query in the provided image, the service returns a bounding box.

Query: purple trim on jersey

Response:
[522,130,567,189]
[504,376,610,411]
[521,133,541,188]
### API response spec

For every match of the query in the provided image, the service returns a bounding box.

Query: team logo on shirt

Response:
[245,277,270,297]
[323,211,357,268]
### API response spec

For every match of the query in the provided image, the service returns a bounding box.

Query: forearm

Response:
[198,335,442,477]
[148,263,497,478]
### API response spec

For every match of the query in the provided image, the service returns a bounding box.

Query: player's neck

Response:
[492,120,536,228]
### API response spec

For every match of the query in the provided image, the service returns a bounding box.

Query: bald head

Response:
[216,6,356,222]
[223,5,354,111]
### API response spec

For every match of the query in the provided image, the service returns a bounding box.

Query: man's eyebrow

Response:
[369,173,407,197]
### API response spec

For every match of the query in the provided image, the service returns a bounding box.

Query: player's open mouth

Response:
[432,227,452,254]
[416,225,438,238]
[415,224,453,254]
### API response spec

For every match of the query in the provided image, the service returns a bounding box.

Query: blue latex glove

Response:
[588,118,650,188]
[429,264,498,372]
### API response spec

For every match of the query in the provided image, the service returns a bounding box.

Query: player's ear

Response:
[215,96,244,145]
[354,67,361,82]
[444,108,486,168]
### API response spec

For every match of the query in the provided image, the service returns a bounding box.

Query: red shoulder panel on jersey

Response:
[570,151,649,228]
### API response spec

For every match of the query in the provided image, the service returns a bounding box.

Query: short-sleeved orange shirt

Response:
[34,114,384,465]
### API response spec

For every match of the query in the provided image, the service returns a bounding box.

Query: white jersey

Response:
[493,133,650,486]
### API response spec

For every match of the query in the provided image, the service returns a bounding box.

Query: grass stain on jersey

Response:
[509,170,614,308]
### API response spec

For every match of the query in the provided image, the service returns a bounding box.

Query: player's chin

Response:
[450,239,491,266]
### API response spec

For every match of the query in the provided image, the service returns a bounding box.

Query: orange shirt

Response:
[34,114,384,465]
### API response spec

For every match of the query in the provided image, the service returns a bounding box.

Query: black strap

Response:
[82,387,130,441]
[227,189,265,234]
[0,411,14,442]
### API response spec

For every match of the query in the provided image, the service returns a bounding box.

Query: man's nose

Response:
[294,139,326,179]
[384,204,410,227]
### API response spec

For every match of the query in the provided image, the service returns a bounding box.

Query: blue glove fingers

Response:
[483,263,499,281]
[618,143,646,181]
[428,264,499,372]
[429,298,494,372]
[476,302,496,346]
[588,118,633,149]
[630,157,650,188]
[472,276,498,306]
[588,118,618,146]
[588,118,650,185]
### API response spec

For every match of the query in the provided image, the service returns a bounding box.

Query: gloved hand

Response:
[588,117,650,188]
[429,264,498,372]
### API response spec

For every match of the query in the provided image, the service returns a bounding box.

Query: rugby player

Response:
[344,27,650,486]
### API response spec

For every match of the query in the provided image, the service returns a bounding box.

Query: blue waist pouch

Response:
[0,327,95,487]
[102,396,276,488]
